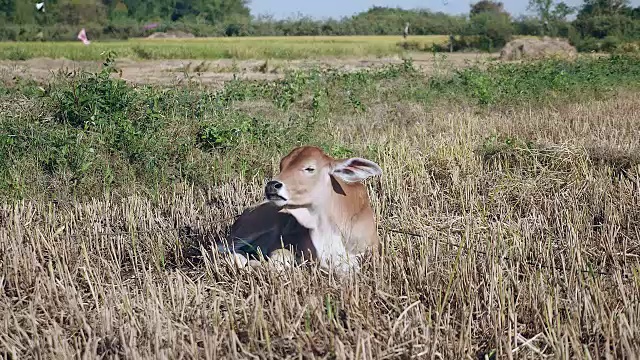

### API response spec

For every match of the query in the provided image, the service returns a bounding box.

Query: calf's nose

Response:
[265,180,283,194]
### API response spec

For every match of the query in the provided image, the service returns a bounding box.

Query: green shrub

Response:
[2,54,640,200]
[198,112,315,151]
[5,47,32,61]
[601,36,623,52]
[131,45,155,60]
[48,54,166,177]
[453,54,640,105]
[466,12,514,52]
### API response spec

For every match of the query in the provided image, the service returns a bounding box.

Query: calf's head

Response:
[265,146,382,208]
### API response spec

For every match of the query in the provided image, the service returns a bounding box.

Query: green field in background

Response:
[0,35,451,61]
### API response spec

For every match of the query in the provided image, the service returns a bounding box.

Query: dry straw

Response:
[500,37,578,61]
[1,84,640,358]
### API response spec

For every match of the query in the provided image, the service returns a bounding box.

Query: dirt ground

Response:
[0,53,496,88]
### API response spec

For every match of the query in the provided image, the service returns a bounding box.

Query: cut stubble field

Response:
[0,52,494,88]
[0,35,593,88]
[1,52,640,358]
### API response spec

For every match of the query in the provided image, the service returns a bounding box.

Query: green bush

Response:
[2,55,640,200]
[198,112,315,151]
[573,36,637,53]
[49,54,166,177]
[465,12,514,51]
[574,14,639,40]
[453,54,640,105]
[601,36,623,52]
[5,47,31,61]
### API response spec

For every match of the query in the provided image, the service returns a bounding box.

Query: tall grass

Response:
[1,54,639,358]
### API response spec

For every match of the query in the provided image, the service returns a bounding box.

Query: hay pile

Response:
[500,37,577,61]
[147,30,195,39]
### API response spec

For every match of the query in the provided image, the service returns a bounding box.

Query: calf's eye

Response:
[304,167,315,173]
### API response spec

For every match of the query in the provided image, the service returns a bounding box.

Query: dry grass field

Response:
[1,53,640,359]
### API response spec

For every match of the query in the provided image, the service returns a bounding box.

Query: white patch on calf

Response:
[283,207,359,273]
[268,248,296,271]
[281,207,317,229]
[311,225,361,273]
[225,253,248,268]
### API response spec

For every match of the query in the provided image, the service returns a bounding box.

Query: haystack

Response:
[500,37,577,61]
[147,30,195,39]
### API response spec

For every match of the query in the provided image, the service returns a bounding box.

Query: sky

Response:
[249,0,640,20]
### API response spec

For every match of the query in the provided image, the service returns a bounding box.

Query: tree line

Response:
[0,0,639,52]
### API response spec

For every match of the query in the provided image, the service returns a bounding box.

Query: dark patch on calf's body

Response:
[225,201,316,260]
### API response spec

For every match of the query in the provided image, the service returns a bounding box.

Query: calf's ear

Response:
[330,157,382,183]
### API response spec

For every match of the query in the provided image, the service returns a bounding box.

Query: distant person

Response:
[403,23,409,39]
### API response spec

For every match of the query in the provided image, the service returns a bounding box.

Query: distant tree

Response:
[513,15,543,35]
[8,0,635,43]
[54,0,108,25]
[553,2,575,19]
[12,0,36,24]
[571,0,640,52]
[468,12,513,50]
[107,0,129,20]
[0,0,15,21]
[528,0,575,35]
[528,0,553,35]
[577,0,631,18]
[464,1,513,51]
[470,1,508,16]
[201,0,251,24]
